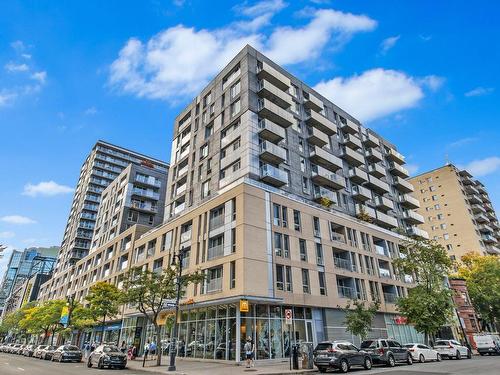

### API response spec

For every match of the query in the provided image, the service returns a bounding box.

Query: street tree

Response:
[458,253,500,331]
[342,299,380,341]
[86,282,123,344]
[122,266,204,366]
[393,237,454,344]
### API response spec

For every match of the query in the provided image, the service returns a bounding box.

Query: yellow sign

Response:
[61,306,69,318]
[240,299,249,313]
[157,311,170,325]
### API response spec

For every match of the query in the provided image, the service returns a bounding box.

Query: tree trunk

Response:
[101,314,106,344]
[156,324,162,366]
[50,329,55,345]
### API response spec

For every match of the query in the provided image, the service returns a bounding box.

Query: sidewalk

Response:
[126,355,317,375]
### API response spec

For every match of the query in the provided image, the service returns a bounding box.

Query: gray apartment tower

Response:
[165,45,425,237]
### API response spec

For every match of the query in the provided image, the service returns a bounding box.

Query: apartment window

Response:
[443,233,450,240]
[230,99,240,117]
[205,123,213,139]
[230,81,241,99]
[302,177,309,193]
[302,269,310,294]
[230,261,236,289]
[282,206,288,227]
[231,228,236,253]
[432,195,438,201]
[274,232,283,257]
[201,180,211,198]
[206,158,212,174]
[446,244,453,251]
[300,157,306,172]
[429,186,436,191]
[273,204,281,226]
[437,214,444,220]
[298,138,304,153]
[293,238,306,261]
[285,266,292,292]
[315,243,324,265]
[128,210,139,222]
[283,234,290,258]
[203,91,212,107]
[440,223,447,230]
[313,216,321,237]
[222,64,240,90]
[200,143,209,159]
[318,272,327,296]
[293,210,301,231]
[434,204,441,210]
[276,264,292,292]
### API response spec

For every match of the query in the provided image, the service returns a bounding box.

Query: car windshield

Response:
[47,346,56,350]
[435,341,449,346]
[360,340,377,349]
[63,345,79,351]
[404,344,415,348]
[38,345,47,349]
[315,343,332,351]
[103,346,120,352]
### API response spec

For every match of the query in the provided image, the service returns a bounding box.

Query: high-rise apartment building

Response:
[59,46,428,358]
[409,164,500,260]
[39,141,168,300]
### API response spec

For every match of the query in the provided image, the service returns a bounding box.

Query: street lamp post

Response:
[66,294,76,344]
[168,246,186,372]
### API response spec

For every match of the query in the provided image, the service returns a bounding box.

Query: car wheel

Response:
[387,355,396,367]
[97,359,104,369]
[363,357,372,370]
[437,353,442,362]
[456,350,461,360]
[479,352,484,356]
[467,350,472,359]
[87,358,93,368]
[318,367,327,373]
[339,359,349,373]
[419,354,425,363]
[407,354,413,365]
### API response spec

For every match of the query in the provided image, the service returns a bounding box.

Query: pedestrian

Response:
[83,342,91,358]
[149,340,157,361]
[244,336,255,368]
[132,344,138,360]
[120,340,127,353]
[144,340,150,360]
[90,342,96,352]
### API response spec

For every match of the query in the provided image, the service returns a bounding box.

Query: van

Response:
[473,334,500,355]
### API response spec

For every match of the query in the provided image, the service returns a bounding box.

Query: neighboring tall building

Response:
[38,141,168,300]
[62,46,428,357]
[409,164,500,260]
[0,246,58,317]
[448,278,481,346]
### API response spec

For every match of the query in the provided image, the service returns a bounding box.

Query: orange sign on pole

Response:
[240,299,249,312]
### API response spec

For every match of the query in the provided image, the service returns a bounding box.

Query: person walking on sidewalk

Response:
[244,336,255,368]
[144,340,150,360]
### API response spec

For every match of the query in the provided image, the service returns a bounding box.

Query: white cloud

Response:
[109,7,376,101]
[84,106,98,115]
[447,136,479,149]
[22,181,74,197]
[465,87,494,97]
[236,0,287,17]
[5,62,29,72]
[405,164,419,175]
[31,71,47,84]
[0,231,15,239]
[314,68,441,122]
[21,53,32,60]
[420,75,444,91]
[11,40,26,51]
[380,35,400,54]
[459,157,500,177]
[0,90,18,107]
[0,215,37,224]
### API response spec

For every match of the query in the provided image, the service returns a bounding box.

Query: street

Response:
[0,352,498,375]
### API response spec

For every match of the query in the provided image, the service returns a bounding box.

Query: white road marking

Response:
[17,367,25,371]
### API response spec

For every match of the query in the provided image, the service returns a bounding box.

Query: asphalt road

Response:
[0,352,498,374]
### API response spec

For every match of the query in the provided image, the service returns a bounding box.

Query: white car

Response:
[404,343,441,362]
[473,334,500,356]
[433,339,471,359]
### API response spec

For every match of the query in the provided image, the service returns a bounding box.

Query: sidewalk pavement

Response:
[126,355,317,375]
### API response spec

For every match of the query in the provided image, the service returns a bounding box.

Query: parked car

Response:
[33,345,48,358]
[22,344,36,357]
[10,344,23,354]
[433,339,471,359]
[313,341,372,373]
[360,339,413,367]
[473,334,500,356]
[404,343,441,362]
[87,344,127,369]
[52,345,83,362]
[40,345,57,360]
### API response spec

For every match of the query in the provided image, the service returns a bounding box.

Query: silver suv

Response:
[360,339,413,367]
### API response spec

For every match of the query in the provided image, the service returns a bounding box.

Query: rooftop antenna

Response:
[445,153,451,166]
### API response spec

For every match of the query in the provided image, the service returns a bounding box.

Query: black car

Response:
[360,339,413,367]
[87,345,127,369]
[52,345,83,362]
[313,341,372,373]
[22,344,36,357]
[41,345,57,360]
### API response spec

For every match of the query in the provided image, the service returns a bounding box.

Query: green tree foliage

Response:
[343,299,380,340]
[393,238,454,344]
[458,253,500,330]
[85,281,123,344]
[122,266,204,366]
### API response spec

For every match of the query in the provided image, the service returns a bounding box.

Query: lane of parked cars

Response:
[0,342,127,370]
[313,338,477,373]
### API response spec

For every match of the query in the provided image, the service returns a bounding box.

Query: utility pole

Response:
[168,246,186,372]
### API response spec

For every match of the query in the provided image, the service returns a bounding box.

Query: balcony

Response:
[334,257,355,272]
[399,194,420,209]
[389,162,410,178]
[173,202,186,215]
[393,176,414,193]
[461,175,474,185]
[256,61,291,90]
[387,148,405,164]
[368,163,386,178]
[257,98,294,127]
[481,234,497,244]
[465,185,480,195]
[365,148,383,162]
[309,145,343,171]
[339,118,359,135]
[352,185,372,202]
[206,277,223,293]
[221,127,241,148]
[374,196,395,211]
[383,292,398,304]
[175,183,187,197]
[259,140,287,164]
[403,210,425,224]
[260,164,288,187]
[313,186,338,202]
[337,285,357,299]
[207,244,224,261]
[180,229,192,244]
[375,244,390,257]
[366,175,391,194]
[135,175,161,187]
[305,110,337,135]
[478,223,494,233]
[474,213,489,223]
[355,204,377,221]
[406,226,430,239]
[258,118,286,143]
[471,204,487,214]
[132,189,160,200]
[362,132,379,147]
[303,92,323,112]
[131,201,158,213]
[307,126,330,147]
[257,79,293,109]
[340,146,365,166]
[485,246,500,255]
[375,211,398,229]
[342,134,362,150]
[475,182,487,194]
[311,165,346,190]
[177,164,189,179]
[348,167,369,184]
[468,194,482,204]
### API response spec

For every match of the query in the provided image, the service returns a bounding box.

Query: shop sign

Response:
[285,309,293,325]
[393,315,407,325]
[240,299,249,312]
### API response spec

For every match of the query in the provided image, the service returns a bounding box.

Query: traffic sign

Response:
[285,308,292,325]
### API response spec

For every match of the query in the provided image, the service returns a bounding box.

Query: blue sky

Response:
[1,0,499,275]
